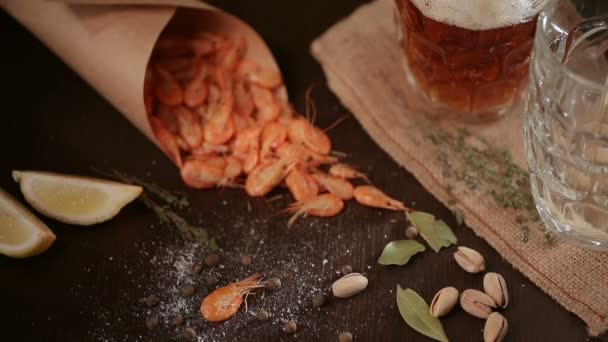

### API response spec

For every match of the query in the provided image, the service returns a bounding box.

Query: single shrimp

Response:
[353,185,408,211]
[154,64,184,106]
[180,159,224,189]
[183,60,208,108]
[189,154,227,170]
[250,84,280,124]
[232,126,262,160]
[219,156,243,187]
[329,163,370,182]
[234,80,255,117]
[233,112,255,133]
[285,167,319,201]
[200,274,265,322]
[276,143,338,168]
[236,58,283,89]
[285,193,344,227]
[260,122,287,161]
[245,155,296,197]
[204,90,235,145]
[149,116,182,167]
[214,36,246,71]
[311,172,354,200]
[156,104,178,133]
[173,106,203,149]
[287,117,331,155]
[242,139,261,174]
[191,142,231,158]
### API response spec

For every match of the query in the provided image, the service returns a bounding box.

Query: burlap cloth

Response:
[311,0,608,336]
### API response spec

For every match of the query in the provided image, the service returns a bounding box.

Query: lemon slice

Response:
[0,188,56,258]
[12,170,143,226]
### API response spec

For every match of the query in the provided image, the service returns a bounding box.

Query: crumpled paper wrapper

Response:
[1,0,285,160]
[311,0,608,336]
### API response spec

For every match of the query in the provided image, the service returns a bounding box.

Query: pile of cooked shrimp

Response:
[144,32,409,226]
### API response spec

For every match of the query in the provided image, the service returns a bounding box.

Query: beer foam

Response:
[410,0,543,30]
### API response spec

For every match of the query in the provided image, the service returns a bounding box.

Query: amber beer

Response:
[395,0,542,121]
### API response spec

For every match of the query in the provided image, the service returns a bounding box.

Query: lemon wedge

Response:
[0,188,56,258]
[12,170,143,226]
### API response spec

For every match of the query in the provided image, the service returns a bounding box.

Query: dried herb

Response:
[396,286,449,342]
[406,211,457,253]
[109,169,189,209]
[426,127,554,245]
[378,240,425,265]
[141,194,219,251]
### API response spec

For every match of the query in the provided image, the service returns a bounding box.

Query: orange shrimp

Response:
[287,117,331,155]
[190,37,215,57]
[183,60,208,108]
[214,36,246,71]
[219,156,243,187]
[353,185,409,211]
[204,91,235,145]
[251,84,280,124]
[285,193,344,227]
[286,167,319,201]
[245,155,296,197]
[260,122,287,161]
[156,104,178,133]
[191,142,231,158]
[234,80,255,117]
[200,274,264,322]
[329,163,369,182]
[154,64,184,106]
[311,173,354,200]
[149,116,182,167]
[173,106,203,149]
[236,58,283,89]
[243,140,261,175]
[232,126,262,160]
[180,159,224,189]
[276,143,338,168]
[233,112,255,133]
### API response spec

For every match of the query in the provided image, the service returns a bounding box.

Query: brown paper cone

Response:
[1,0,285,164]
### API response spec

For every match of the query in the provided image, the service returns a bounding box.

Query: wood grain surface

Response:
[1,1,607,341]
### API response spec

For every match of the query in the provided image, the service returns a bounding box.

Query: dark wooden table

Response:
[1,1,606,341]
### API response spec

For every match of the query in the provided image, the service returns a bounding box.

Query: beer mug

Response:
[525,0,608,250]
[394,0,547,122]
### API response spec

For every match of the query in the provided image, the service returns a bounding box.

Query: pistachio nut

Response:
[405,226,418,239]
[460,289,496,319]
[332,273,368,298]
[430,286,459,317]
[484,312,508,342]
[483,272,509,308]
[454,246,485,273]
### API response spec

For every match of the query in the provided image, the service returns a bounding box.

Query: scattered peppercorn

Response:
[181,327,196,340]
[191,262,203,275]
[205,254,220,267]
[256,310,270,321]
[241,255,253,266]
[312,293,326,307]
[181,285,195,297]
[264,278,282,290]
[145,316,159,330]
[283,320,297,334]
[206,274,219,286]
[405,226,418,239]
[174,315,185,326]
[339,331,353,342]
[341,265,352,275]
[144,295,159,307]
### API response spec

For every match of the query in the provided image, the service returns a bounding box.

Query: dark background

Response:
[1,1,607,341]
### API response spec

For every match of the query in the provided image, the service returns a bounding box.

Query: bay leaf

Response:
[406,211,457,252]
[396,286,449,342]
[378,240,425,265]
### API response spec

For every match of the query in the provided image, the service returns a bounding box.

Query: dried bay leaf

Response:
[396,286,449,342]
[378,240,425,265]
[406,211,457,252]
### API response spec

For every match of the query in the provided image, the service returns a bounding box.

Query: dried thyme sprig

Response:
[110,170,189,210]
[140,194,219,251]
